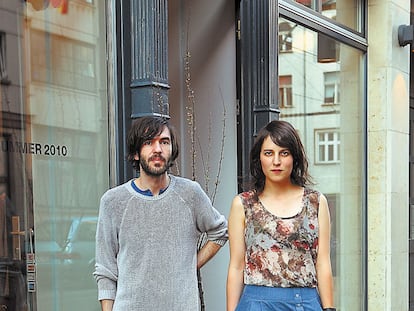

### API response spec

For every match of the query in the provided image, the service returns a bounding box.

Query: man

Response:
[94,116,228,311]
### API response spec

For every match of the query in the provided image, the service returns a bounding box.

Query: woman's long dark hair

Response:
[126,116,179,171]
[249,120,313,193]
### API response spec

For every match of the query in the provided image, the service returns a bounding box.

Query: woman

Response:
[226,120,335,311]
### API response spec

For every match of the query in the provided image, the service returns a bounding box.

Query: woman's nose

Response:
[273,155,281,165]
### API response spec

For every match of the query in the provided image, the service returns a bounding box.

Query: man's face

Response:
[136,126,172,176]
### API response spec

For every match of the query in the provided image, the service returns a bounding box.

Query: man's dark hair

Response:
[249,120,313,193]
[126,116,179,171]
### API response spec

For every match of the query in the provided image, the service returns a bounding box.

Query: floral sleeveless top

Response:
[240,188,320,288]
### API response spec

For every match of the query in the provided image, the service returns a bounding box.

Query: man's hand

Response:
[100,299,114,311]
[197,241,222,269]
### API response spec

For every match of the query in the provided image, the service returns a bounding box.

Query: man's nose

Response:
[152,141,162,152]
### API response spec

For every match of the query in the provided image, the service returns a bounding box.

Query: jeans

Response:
[235,285,323,311]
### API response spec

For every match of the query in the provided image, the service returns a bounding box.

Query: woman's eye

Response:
[281,151,290,156]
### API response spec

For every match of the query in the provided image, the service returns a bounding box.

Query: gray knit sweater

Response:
[94,175,228,311]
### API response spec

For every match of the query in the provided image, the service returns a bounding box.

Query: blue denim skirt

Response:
[235,285,322,311]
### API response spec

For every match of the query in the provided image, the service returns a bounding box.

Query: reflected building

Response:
[1,1,107,310]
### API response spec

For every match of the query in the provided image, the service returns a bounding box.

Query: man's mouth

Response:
[150,155,165,162]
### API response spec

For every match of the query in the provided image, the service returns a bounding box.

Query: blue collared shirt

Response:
[131,180,168,196]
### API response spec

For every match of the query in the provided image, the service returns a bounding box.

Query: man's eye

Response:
[161,140,170,145]
[143,141,151,145]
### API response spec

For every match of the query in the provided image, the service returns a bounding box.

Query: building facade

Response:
[0,0,411,310]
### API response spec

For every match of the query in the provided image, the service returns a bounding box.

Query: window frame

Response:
[0,32,9,83]
[279,21,294,53]
[279,75,293,108]
[315,128,341,164]
[323,71,340,105]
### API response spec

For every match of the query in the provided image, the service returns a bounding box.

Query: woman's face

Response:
[259,136,294,184]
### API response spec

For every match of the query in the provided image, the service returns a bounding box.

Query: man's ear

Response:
[134,153,139,161]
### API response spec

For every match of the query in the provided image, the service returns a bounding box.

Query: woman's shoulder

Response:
[304,187,322,197]
[304,187,328,210]
[237,190,258,205]
[238,189,255,199]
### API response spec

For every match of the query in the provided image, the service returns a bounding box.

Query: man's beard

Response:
[140,154,170,176]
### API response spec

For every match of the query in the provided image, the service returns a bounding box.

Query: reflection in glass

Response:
[27,1,108,310]
[1,1,108,310]
[278,17,364,310]
[291,0,362,32]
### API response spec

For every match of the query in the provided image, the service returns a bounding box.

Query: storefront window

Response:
[0,1,108,310]
[287,0,363,33]
[278,17,365,310]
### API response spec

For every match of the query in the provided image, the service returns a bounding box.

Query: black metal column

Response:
[130,0,169,119]
[239,0,279,184]
[116,0,170,182]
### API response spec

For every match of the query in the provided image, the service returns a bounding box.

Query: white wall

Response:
[367,0,410,310]
[169,0,237,310]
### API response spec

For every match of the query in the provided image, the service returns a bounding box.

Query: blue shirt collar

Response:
[131,180,168,196]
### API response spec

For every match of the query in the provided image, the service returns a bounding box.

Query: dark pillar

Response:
[130,0,169,119]
[239,0,279,182]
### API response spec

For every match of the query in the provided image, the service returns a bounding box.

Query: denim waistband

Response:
[242,285,319,301]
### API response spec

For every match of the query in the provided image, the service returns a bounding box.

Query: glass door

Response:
[278,17,365,310]
[1,2,36,310]
[0,1,109,310]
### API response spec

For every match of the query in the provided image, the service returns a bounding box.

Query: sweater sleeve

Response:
[93,189,119,301]
[192,182,228,245]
